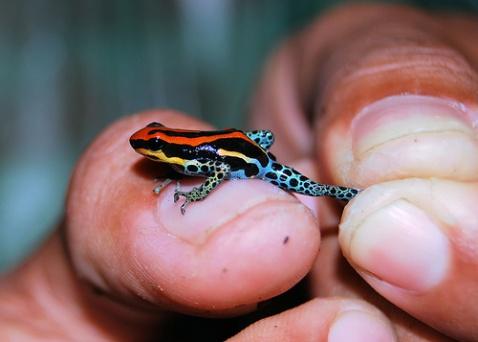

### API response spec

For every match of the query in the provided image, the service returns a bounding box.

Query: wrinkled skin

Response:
[2,4,478,341]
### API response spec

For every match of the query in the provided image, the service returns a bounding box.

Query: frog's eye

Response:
[149,138,165,151]
[147,122,164,128]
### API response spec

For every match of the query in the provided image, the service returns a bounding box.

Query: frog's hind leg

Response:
[174,161,231,214]
[263,162,360,201]
[246,130,275,150]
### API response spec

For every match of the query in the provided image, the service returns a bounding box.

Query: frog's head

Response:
[130,122,167,161]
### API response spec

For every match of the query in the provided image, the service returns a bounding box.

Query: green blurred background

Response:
[1,0,477,272]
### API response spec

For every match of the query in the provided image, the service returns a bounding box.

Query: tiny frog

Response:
[130,122,360,214]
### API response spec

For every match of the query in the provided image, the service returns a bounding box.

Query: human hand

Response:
[2,4,477,341]
[248,4,478,341]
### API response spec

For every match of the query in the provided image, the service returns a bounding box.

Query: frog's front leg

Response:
[152,167,184,194]
[174,160,231,214]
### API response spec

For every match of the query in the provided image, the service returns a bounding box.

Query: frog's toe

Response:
[173,191,183,203]
[180,201,189,215]
[153,178,173,194]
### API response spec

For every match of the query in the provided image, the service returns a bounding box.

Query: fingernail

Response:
[351,95,478,181]
[156,179,292,245]
[328,310,396,342]
[343,199,449,292]
[352,95,476,155]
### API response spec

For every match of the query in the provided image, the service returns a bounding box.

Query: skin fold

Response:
[1,4,478,341]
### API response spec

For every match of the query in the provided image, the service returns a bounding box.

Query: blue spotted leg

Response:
[262,161,359,201]
[174,160,231,214]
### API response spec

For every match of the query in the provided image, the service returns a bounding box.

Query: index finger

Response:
[66,110,320,316]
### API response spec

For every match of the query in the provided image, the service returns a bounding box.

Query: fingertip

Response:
[230,298,396,342]
[134,182,321,313]
[340,181,450,292]
[66,110,321,316]
[328,309,396,342]
[339,178,478,340]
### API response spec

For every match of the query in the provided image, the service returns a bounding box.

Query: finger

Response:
[66,110,320,317]
[0,233,159,340]
[311,232,453,341]
[229,298,396,342]
[249,4,417,161]
[339,179,478,341]
[310,6,478,186]
[293,5,478,341]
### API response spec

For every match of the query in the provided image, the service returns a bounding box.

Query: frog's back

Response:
[130,122,270,178]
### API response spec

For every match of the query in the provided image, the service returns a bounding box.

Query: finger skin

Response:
[66,110,320,316]
[340,180,478,341]
[0,234,159,340]
[312,6,478,187]
[311,233,453,342]
[229,298,397,342]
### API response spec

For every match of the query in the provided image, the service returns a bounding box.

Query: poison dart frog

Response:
[130,122,360,214]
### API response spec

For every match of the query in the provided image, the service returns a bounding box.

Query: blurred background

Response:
[1,0,476,272]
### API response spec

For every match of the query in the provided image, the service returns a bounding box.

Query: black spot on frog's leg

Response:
[272,163,283,171]
[265,171,277,180]
[267,152,277,161]
[187,164,198,173]
[182,159,213,176]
